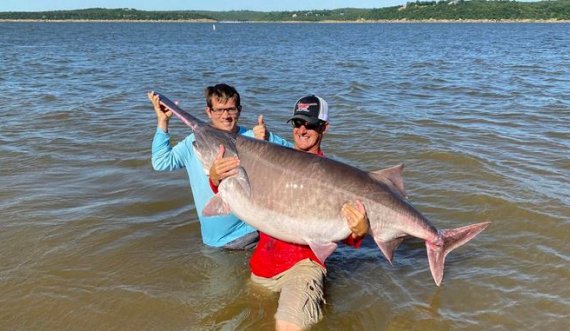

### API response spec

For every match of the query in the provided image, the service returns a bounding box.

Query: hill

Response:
[1,1,569,22]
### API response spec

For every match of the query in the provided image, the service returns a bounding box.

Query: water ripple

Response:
[1,22,569,330]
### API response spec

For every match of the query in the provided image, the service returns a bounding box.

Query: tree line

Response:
[1,1,569,21]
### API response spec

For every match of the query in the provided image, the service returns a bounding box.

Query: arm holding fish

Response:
[209,145,240,188]
[148,91,172,133]
[342,200,369,248]
[148,91,189,171]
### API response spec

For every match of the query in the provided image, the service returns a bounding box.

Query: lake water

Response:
[0,22,569,330]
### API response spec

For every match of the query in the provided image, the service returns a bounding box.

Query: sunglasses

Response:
[290,119,323,130]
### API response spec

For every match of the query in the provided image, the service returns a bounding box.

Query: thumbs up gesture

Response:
[253,115,268,140]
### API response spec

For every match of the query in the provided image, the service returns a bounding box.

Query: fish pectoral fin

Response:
[368,164,407,198]
[373,237,405,264]
[307,241,338,264]
[202,193,232,216]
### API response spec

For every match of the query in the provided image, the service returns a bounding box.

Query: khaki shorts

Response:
[251,259,327,328]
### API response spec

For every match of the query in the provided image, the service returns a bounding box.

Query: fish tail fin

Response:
[426,221,491,286]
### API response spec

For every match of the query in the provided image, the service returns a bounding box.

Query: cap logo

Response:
[296,102,317,112]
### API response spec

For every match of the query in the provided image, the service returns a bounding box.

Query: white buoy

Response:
[213,24,216,31]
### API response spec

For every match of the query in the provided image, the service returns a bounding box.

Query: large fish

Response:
[156,92,490,286]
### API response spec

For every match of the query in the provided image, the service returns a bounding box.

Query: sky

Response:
[0,0,542,12]
[0,1,419,12]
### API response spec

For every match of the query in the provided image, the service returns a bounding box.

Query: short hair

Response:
[204,84,241,109]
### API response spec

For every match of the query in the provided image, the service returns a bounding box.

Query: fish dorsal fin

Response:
[307,241,338,264]
[373,237,405,264]
[369,164,406,198]
[202,193,232,216]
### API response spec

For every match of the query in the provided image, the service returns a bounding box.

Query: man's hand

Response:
[147,91,173,132]
[209,145,240,187]
[342,200,370,239]
[253,115,268,140]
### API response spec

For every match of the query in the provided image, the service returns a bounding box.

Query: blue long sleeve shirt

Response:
[152,126,291,247]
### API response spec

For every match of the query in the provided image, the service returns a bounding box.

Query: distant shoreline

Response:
[1,19,569,23]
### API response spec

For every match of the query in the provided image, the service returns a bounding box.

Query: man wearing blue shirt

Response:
[148,84,290,249]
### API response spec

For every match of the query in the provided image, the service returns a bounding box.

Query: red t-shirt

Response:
[250,231,362,278]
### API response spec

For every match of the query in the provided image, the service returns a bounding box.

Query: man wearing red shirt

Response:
[210,95,369,330]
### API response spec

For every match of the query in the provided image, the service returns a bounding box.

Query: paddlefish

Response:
[155,92,490,286]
